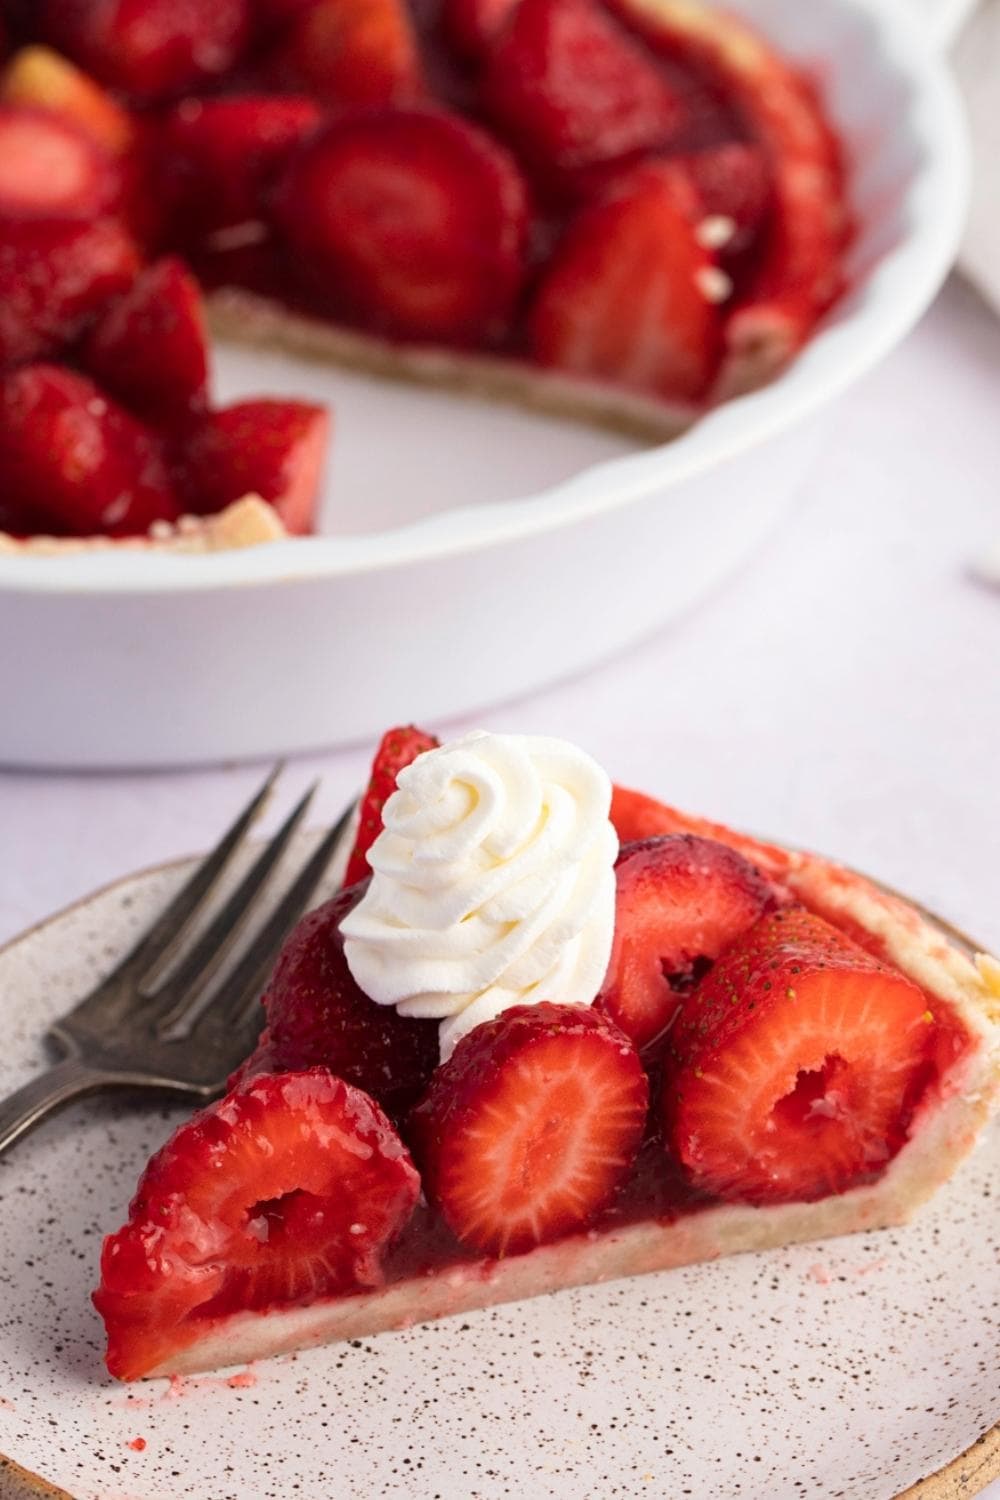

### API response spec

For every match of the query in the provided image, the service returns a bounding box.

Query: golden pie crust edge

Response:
[147,833,1000,1377]
[206,288,701,443]
[0,496,288,557]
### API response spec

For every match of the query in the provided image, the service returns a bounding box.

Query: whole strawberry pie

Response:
[93,726,1000,1380]
[0,0,849,550]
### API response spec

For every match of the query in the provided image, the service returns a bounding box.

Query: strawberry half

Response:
[609,783,793,882]
[273,0,424,109]
[175,399,330,533]
[483,0,685,186]
[596,835,779,1051]
[0,217,140,369]
[661,907,939,1205]
[271,108,530,345]
[411,1002,648,1256]
[344,724,439,886]
[0,104,123,220]
[93,1069,420,1380]
[81,257,209,425]
[39,0,251,105]
[530,163,722,401]
[0,46,136,156]
[611,0,849,392]
[160,94,323,250]
[239,884,440,1120]
[0,365,181,537]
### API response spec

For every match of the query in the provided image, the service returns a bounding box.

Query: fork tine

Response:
[148,780,321,1036]
[192,799,356,1043]
[109,763,282,984]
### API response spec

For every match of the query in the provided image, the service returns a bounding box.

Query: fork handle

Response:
[0,1056,113,1159]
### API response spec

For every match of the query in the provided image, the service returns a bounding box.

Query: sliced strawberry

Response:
[93,1069,420,1380]
[175,399,329,533]
[344,724,439,886]
[80,257,209,425]
[39,0,251,105]
[681,140,772,265]
[445,0,519,59]
[483,0,685,186]
[0,105,122,220]
[610,784,794,881]
[661,907,939,1205]
[0,365,181,537]
[596,835,778,1051]
[238,884,440,1118]
[273,0,423,109]
[0,218,140,369]
[410,1002,648,1256]
[160,94,323,250]
[611,0,849,393]
[271,108,530,345]
[0,47,136,155]
[530,162,722,402]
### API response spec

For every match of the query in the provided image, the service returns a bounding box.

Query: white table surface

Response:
[0,274,997,1497]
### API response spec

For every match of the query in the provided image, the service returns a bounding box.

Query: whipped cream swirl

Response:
[341,731,619,1059]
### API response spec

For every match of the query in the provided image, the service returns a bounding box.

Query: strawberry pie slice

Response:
[93,728,1000,1380]
[0,0,850,549]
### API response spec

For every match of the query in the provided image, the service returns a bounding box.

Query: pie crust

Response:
[207,289,701,445]
[0,497,288,556]
[140,818,1000,1378]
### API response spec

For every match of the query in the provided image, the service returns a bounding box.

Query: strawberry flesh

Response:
[93,1069,420,1380]
[0,364,181,536]
[273,0,424,109]
[344,724,439,886]
[81,257,209,425]
[238,884,440,1120]
[410,1002,648,1256]
[596,834,779,1051]
[483,0,685,185]
[0,46,136,156]
[160,94,323,250]
[174,399,330,533]
[271,108,530,345]
[530,162,722,401]
[661,907,940,1205]
[39,0,251,105]
[0,105,122,220]
[0,217,140,370]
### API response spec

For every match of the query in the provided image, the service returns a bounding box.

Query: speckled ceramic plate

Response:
[0,843,997,1500]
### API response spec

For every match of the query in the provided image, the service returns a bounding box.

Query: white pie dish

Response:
[0,0,969,768]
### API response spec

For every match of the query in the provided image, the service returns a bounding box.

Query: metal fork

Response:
[0,769,355,1159]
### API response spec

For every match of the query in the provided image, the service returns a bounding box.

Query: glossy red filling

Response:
[194,997,973,1310]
